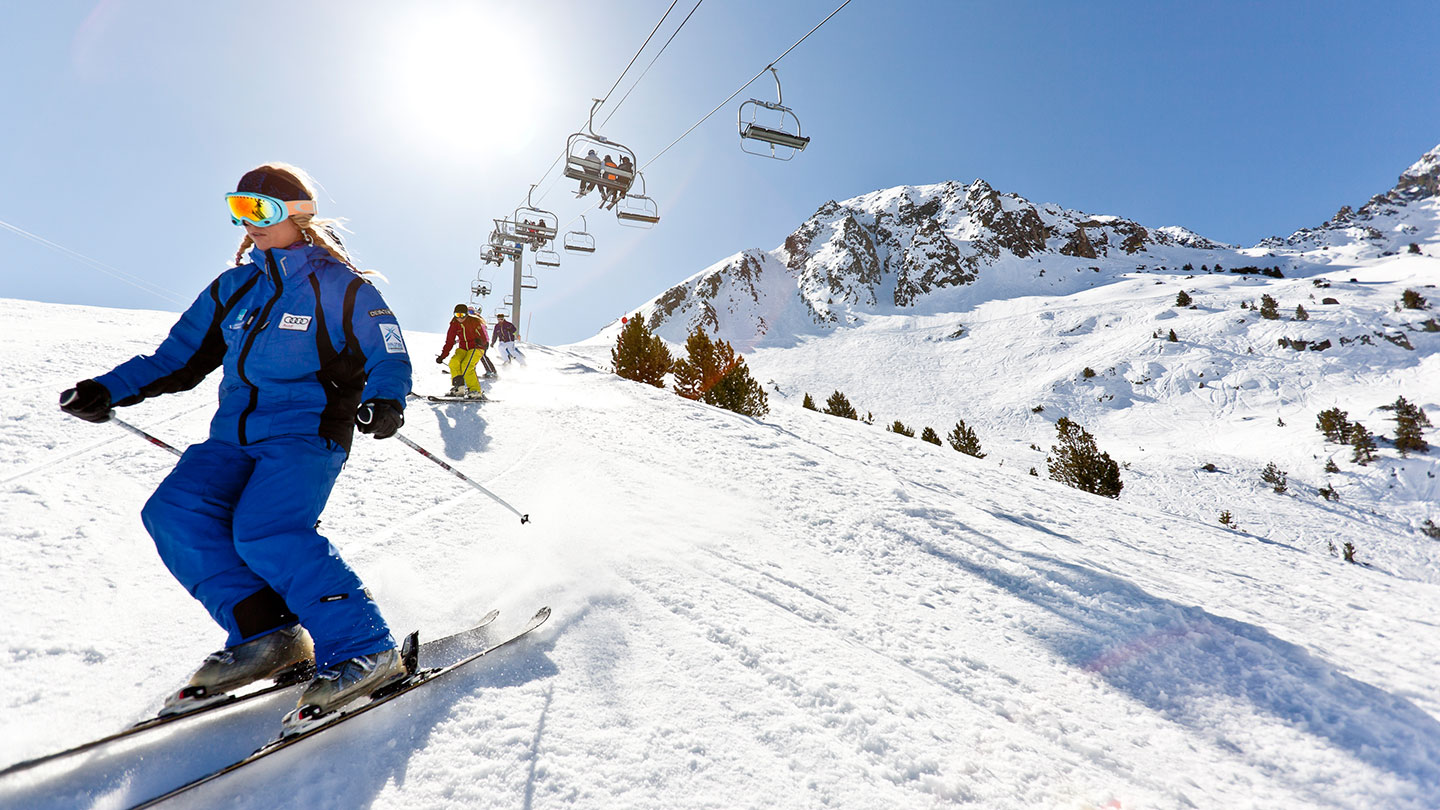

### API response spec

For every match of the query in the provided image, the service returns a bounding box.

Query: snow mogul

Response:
[58,163,412,731]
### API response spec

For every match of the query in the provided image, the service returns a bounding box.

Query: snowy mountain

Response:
[580,144,1440,590]
[624,146,1440,349]
[3,299,1440,809]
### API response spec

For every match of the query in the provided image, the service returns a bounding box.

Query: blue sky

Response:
[3,0,1439,345]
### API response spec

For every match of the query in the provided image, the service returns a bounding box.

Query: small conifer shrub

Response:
[824,391,858,420]
[611,314,673,387]
[887,420,915,437]
[1294,304,1309,321]
[1259,294,1280,320]
[1421,518,1440,539]
[1167,329,1178,342]
[1316,408,1351,443]
[1082,366,1096,378]
[802,393,817,411]
[1219,510,1236,528]
[1260,462,1288,494]
[946,420,986,458]
[1408,242,1421,254]
[1318,484,1338,501]
[1046,417,1123,499]
[1324,459,1340,473]
[920,426,942,446]
[1175,290,1192,307]
[1400,288,1429,310]
[1349,422,1378,465]
[672,326,769,417]
[1387,395,1432,456]
[1342,542,1358,563]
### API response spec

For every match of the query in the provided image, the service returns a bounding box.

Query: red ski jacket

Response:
[439,316,489,356]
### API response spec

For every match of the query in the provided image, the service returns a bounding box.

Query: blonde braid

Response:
[232,233,255,267]
[293,214,360,274]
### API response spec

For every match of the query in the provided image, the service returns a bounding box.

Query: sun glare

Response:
[385,8,542,159]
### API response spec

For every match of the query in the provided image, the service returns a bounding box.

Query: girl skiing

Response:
[59,163,412,732]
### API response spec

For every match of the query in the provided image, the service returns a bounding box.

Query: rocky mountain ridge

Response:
[634,143,1439,346]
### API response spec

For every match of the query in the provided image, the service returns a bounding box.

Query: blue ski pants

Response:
[141,436,393,669]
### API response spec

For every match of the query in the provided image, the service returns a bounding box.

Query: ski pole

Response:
[393,432,530,524]
[110,414,183,457]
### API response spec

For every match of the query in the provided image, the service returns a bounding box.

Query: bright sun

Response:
[385,8,543,158]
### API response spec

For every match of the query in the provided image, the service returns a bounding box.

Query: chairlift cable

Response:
[641,0,853,172]
[598,0,682,109]
[600,0,708,130]
[0,216,188,306]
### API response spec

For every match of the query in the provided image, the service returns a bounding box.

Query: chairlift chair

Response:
[615,172,660,228]
[480,246,504,267]
[563,100,638,199]
[492,218,535,249]
[514,185,559,246]
[536,249,561,268]
[503,294,514,308]
[520,274,538,290]
[738,67,810,160]
[564,215,596,254]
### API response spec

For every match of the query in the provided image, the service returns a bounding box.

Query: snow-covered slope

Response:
[2,298,1439,809]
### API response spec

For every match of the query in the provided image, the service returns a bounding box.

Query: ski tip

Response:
[529,606,552,628]
[520,514,530,524]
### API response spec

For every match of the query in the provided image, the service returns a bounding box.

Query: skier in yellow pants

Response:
[435,304,489,399]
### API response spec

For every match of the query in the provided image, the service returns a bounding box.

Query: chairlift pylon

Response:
[564,215,596,254]
[615,172,660,228]
[738,67,810,160]
[564,99,638,200]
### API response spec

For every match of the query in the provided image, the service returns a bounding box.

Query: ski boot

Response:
[447,384,467,397]
[280,647,406,736]
[160,625,314,716]
[465,388,487,400]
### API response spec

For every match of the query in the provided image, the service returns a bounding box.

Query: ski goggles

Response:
[225,192,317,227]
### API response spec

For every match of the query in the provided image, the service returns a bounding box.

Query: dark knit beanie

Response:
[236,168,312,201]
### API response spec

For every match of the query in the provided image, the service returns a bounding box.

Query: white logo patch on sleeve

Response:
[278,313,312,331]
[379,323,407,354]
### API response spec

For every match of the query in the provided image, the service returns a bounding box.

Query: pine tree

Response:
[1316,407,1350,443]
[1349,422,1378,465]
[1167,329,1178,342]
[1400,288,1429,310]
[1389,395,1432,456]
[1294,304,1309,321]
[802,393,817,411]
[1175,290,1192,307]
[1046,417,1123,498]
[920,426,942,445]
[610,314,672,387]
[887,420,915,437]
[671,326,769,417]
[1259,294,1280,320]
[1218,510,1236,528]
[946,420,986,458]
[1260,462,1288,494]
[823,391,858,420]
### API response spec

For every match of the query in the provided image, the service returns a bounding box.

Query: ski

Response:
[406,392,499,404]
[124,607,550,810]
[0,609,499,779]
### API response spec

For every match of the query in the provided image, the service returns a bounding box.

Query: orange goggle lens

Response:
[225,193,315,227]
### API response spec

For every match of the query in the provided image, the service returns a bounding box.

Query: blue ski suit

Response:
[94,244,413,668]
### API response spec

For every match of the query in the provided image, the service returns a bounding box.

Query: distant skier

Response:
[436,304,491,397]
[491,311,526,365]
[58,163,412,731]
[469,307,499,378]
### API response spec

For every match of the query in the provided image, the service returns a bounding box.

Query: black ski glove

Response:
[435,354,446,364]
[356,398,404,439]
[59,379,113,423]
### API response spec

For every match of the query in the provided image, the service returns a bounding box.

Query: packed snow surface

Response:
[2,296,1439,809]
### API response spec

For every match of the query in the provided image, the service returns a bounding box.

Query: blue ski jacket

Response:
[96,244,412,452]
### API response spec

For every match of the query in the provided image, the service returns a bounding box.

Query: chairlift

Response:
[564,215,596,254]
[514,185,558,247]
[738,67,810,160]
[536,248,561,268]
[520,274,538,290]
[615,172,660,228]
[470,280,491,301]
[480,245,504,266]
[492,219,534,249]
[503,294,514,308]
[564,99,638,200]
